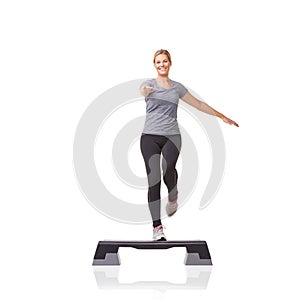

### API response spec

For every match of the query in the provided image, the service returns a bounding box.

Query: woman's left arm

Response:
[181,92,239,127]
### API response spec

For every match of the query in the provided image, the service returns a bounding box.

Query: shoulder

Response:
[170,79,185,87]
[170,79,188,91]
[140,78,155,87]
[170,79,188,97]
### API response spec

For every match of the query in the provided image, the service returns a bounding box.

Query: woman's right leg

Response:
[140,134,162,228]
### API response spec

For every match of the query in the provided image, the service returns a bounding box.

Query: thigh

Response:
[162,135,181,165]
[140,134,162,175]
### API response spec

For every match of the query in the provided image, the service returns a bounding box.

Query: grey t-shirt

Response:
[141,78,188,135]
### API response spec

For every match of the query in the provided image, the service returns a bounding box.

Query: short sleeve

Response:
[140,79,154,89]
[175,81,188,98]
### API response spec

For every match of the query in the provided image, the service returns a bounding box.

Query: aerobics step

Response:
[93,240,212,266]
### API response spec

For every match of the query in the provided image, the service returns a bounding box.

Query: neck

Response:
[156,75,170,82]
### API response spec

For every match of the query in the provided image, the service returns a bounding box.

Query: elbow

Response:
[195,100,203,111]
[199,101,205,110]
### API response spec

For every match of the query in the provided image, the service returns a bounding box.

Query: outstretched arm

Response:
[181,92,239,127]
[140,84,155,97]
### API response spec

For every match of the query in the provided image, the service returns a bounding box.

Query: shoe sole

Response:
[167,211,176,217]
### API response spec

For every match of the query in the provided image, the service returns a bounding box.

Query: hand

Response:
[141,85,155,97]
[221,115,239,127]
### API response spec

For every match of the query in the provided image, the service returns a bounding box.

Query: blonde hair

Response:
[153,49,172,65]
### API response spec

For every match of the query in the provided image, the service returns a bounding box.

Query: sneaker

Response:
[166,197,178,217]
[153,225,166,241]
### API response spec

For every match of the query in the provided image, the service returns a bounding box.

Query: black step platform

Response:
[93,240,212,266]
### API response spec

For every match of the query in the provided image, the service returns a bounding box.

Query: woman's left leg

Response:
[162,135,182,202]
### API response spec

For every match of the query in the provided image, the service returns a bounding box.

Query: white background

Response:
[1,0,300,299]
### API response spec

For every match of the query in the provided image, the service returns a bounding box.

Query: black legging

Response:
[140,134,181,227]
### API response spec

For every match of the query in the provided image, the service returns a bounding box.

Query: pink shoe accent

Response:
[154,225,163,230]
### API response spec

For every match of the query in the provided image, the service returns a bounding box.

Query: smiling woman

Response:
[153,49,172,83]
[140,49,239,241]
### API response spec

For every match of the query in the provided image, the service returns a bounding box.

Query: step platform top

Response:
[97,240,208,249]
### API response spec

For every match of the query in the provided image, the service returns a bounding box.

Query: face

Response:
[154,54,171,76]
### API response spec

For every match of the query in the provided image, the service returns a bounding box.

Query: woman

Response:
[140,49,238,241]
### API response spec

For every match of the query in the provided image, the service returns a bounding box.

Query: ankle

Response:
[153,224,162,230]
[168,195,178,203]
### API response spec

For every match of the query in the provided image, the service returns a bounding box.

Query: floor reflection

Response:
[93,265,212,292]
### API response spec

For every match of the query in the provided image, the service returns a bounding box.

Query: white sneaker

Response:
[153,225,166,241]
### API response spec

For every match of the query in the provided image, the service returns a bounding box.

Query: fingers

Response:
[141,85,155,96]
[145,85,155,92]
[223,117,239,127]
[229,119,239,127]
